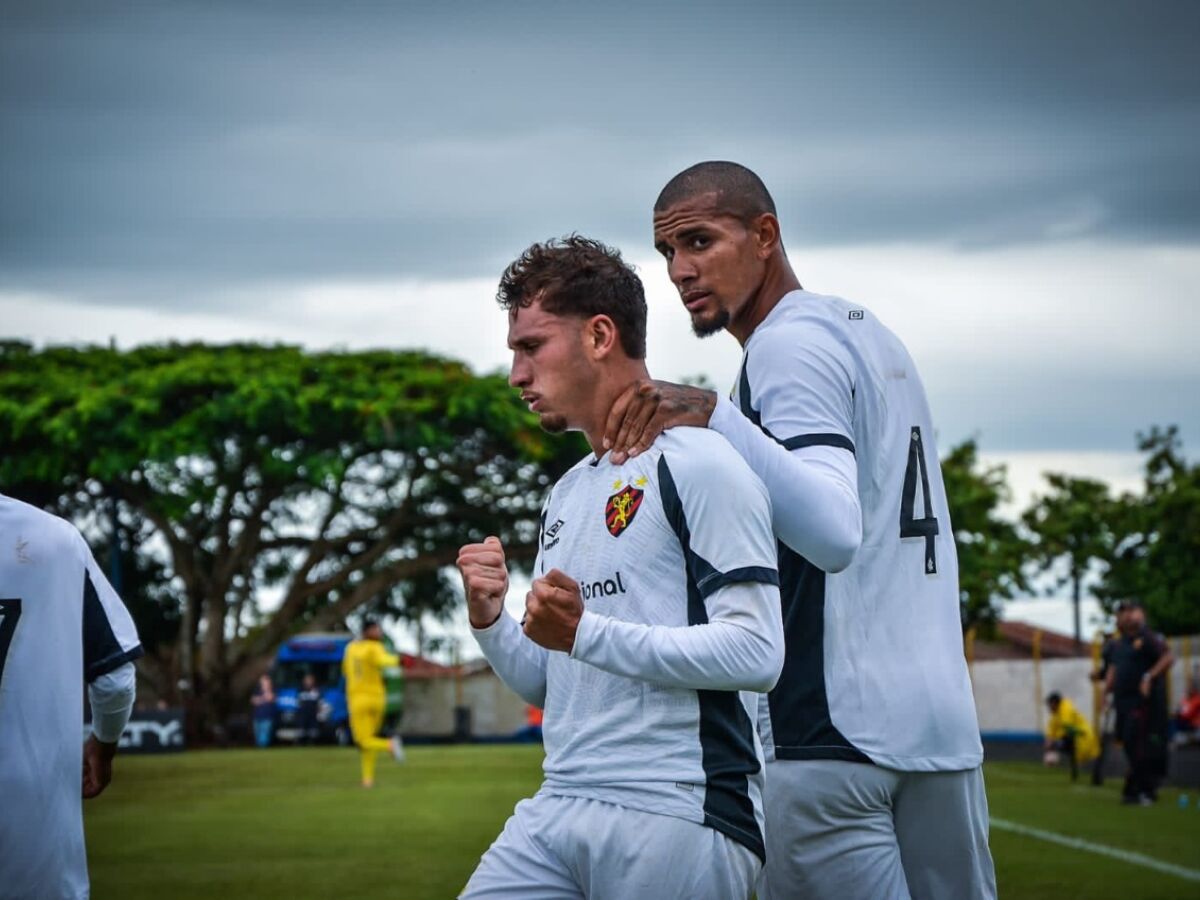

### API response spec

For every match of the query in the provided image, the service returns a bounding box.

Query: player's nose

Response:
[668,253,697,286]
[508,355,530,388]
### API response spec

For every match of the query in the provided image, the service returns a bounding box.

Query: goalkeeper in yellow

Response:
[1043,692,1099,777]
[342,620,405,787]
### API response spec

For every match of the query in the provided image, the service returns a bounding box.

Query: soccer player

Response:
[456,236,784,899]
[604,162,996,899]
[342,619,404,787]
[0,492,142,900]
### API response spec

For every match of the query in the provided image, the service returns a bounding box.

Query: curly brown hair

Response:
[496,235,647,359]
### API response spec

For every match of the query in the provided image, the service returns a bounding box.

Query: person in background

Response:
[250,673,276,748]
[1043,692,1098,778]
[1106,601,1174,804]
[343,619,404,787]
[1172,679,1200,746]
[297,672,321,746]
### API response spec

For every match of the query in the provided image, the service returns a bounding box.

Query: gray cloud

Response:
[2,0,1198,301]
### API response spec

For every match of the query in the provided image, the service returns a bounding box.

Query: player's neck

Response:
[729,256,802,346]
[581,361,652,458]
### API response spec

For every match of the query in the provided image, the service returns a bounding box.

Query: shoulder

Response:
[747,293,857,378]
[655,428,769,503]
[2,495,90,563]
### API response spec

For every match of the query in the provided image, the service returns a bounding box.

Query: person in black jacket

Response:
[297,673,322,746]
[1106,601,1175,804]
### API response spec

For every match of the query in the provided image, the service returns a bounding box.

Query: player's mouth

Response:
[521,393,543,412]
[681,290,711,312]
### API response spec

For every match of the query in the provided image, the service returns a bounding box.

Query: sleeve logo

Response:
[848,309,864,320]
[605,483,644,537]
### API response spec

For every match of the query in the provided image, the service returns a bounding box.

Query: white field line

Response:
[991,817,1200,883]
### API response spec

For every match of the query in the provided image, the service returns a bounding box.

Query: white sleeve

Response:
[88,661,136,743]
[78,535,144,682]
[710,321,862,572]
[571,581,783,691]
[572,435,783,691]
[471,610,549,707]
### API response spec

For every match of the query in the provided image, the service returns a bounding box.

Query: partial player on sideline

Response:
[0,493,143,900]
[605,162,997,900]
[342,619,405,787]
[457,236,784,900]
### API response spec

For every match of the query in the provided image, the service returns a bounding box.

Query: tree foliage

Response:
[1021,474,1115,645]
[0,342,583,733]
[1096,427,1200,634]
[940,439,1031,633]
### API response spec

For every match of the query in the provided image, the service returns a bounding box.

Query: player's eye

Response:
[688,235,709,250]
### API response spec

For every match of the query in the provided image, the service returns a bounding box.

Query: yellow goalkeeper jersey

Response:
[1047,697,1099,763]
[342,639,400,699]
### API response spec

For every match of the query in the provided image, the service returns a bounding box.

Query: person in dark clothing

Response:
[1106,602,1174,804]
[297,673,322,746]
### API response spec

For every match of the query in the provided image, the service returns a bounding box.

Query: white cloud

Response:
[4,239,1198,455]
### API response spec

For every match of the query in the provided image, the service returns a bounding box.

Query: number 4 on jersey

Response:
[0,598,21,683]
[899,427,939,574]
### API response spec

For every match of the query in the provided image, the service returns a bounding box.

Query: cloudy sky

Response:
[3,2,1197,636]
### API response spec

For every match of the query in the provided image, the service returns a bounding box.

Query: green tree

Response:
[0,342,582,735]
[1097,426,1200,634]
[940,440,1032,632]
[1021,474,1115,647]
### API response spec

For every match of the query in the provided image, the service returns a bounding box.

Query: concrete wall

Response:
[971,648,1197,734]
[402,638,1200,739]
[403,670,529,738]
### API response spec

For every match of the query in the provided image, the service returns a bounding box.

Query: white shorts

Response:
[758,760,997,900]
[460,793,761,900]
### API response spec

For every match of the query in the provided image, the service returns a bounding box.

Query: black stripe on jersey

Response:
[737,361,871,764]
[83,570,144,682]
[697,566,779,598]
[738,361,856,456]
[658,455,766,862]
[781,433,856,455]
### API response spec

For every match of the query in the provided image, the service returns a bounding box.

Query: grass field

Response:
[85,746,1200,899]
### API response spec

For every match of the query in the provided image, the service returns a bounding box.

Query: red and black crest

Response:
[605,485,644,537]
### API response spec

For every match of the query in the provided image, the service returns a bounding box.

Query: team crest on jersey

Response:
[605,483,644,537]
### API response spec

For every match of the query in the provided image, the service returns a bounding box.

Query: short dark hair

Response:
[1047,692,1062,705]
[497,235,647,359]
[655,161,777,224]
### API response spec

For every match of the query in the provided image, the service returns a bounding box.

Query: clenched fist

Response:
[457,536,510,629]
[523,568,584,652]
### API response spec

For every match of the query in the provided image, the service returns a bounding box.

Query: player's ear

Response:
[584,315,619,361]
[753,213,781,259]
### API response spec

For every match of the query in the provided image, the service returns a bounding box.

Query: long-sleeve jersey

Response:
[341,639,399,700]
[710,290,983,771]
[472,426,783,861]
[0,493,143,900]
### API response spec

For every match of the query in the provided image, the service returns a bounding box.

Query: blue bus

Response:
[271,633,404,745]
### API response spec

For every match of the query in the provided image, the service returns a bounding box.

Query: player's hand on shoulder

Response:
[456,535,509,629]
[603,379,717,465]
[523,568,583,652]
[82,734,116,799]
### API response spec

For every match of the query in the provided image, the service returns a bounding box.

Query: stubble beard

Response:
[691,307,731,339]
[538,412,569,434]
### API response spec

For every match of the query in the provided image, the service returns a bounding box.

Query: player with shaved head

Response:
[605,162,997,899]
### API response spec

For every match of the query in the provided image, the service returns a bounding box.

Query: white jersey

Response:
[0,494,143,900]
[473,427,782,861]
[712,290,982,771]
